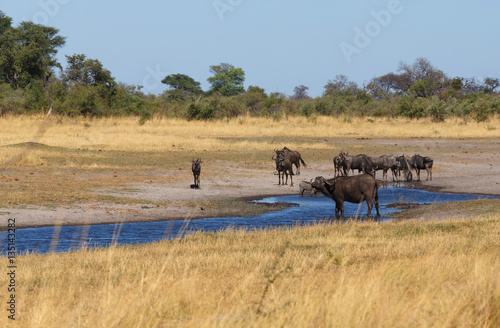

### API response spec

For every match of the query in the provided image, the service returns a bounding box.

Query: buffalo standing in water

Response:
[191,158,202,188]
[312,174,380,218]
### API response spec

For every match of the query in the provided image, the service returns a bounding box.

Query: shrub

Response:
[427,96,448,122]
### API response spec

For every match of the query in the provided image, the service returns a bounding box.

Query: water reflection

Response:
[1,185,497,255]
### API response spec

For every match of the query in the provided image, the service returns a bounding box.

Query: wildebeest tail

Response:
[373,180,379,202]
[300,157,307,167]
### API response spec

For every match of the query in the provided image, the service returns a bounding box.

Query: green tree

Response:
[0,18,65,90]
[0,11,12,34]
[161,73,203,95]
[207,63,245,96]
[64,54,115,88]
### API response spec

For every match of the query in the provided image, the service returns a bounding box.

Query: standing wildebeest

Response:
[281,147,307,175]
[369,155,400,182]
[273,150,294,186]
[191,158,202,188]
[396,155,413,182]
[408,154,433,181]
[341,153,377,178]
[311,174,380,218]
[333,151,346,177]
[299,179,318,197]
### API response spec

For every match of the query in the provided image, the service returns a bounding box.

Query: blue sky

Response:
[2,0,499,97]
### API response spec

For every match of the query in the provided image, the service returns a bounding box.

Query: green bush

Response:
[427,96,448,122]
[0,84,26,115]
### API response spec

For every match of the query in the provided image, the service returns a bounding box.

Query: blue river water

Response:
[1,185,498,255]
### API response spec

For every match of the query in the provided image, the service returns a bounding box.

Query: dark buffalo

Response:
[408,154,433,181]
[341,153,377,177]
[369,155,400,182]
[281,147,307,175]
[311,174,380,218]
[191,158,202,188]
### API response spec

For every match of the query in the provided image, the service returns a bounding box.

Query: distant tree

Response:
[323,75,358,96]
[292,85,309,100]
[450,77,464,91]
[398,57,447,97]
[161,73,203,96]
[247,85,266,96]
[64,54,115,88]
[0,19,65,90]
[207,63,245,96]
[482,77,500,94]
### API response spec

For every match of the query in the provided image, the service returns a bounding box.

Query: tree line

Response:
[1,11,499,123]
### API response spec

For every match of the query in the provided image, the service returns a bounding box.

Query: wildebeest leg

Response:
[391,168,398,182]
[426,166,432,181]
[416,168,421,181]
[289,172,293,187]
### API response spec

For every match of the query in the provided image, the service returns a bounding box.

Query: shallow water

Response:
[1,185,497,255]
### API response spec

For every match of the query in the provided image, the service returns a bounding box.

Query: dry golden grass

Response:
[2,216,499,327]
[0,115,499,154]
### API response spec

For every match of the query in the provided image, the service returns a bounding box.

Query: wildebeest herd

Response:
[273,147,434,218]
[190,147,433,219]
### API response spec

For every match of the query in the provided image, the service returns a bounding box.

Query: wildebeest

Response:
[396,155,413,182]
[280,147,307,175]
[273,151,294,186]
[340,153,377,177]
[369,155,400,182]
[191,158,202,188]
[333,151,346,177]
[311,174,380,218]
[299,179,318,197]
[408,154,433,181]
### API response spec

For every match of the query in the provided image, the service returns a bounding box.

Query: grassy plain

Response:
[1,115,500,327]
[1,217,499,327]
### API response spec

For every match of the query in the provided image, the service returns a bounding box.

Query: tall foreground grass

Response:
[0,115,499,153]
[2,217,499,327]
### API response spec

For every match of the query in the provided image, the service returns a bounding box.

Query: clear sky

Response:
[2,0,499,97]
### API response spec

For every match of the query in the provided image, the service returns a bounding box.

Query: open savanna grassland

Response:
[1,216,499,327]
[0,114,499,208]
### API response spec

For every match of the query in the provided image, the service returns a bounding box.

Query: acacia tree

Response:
[323,75,358,96]
[207,63,245,96]
[161,73,203,100]
[292,85,310,100]
[482,77,500,94]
